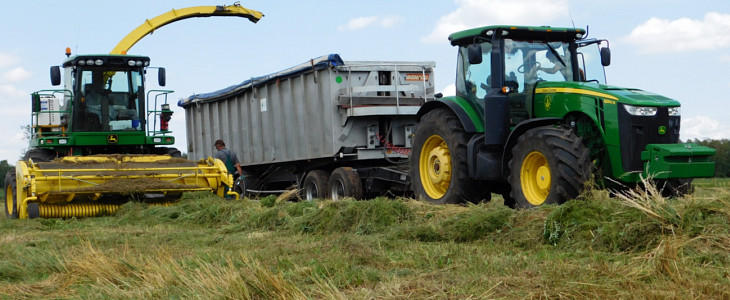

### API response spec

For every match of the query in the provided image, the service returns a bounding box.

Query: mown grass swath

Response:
[0,178,728,298]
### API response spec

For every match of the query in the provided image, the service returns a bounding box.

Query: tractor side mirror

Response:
[467,44,483,64]
[158,67,166,87]
[31,93,41,113]
[50,66,61,86]
[600,47,611,66]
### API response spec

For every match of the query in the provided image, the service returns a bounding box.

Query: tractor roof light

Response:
[624,104,657,116]
[153,137,162,143]
[128,60,137,66]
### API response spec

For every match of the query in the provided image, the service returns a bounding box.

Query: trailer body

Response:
[179,54,435,199]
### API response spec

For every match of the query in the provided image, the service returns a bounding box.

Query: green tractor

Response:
[410,25,716,208]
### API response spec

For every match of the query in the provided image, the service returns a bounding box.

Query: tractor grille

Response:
[617,105,680,172]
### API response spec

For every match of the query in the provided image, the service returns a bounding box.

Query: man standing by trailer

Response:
[214,139,243,199]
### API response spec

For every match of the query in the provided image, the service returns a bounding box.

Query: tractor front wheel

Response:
[508,126,590,209]
[410,108,482,204]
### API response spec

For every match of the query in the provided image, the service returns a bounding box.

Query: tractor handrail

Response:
[110,3,264,55]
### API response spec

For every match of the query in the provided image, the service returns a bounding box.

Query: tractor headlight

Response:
[668,107,681,116]
[128,60,137,66]
[623,104,657,116]
[94,59,103,66]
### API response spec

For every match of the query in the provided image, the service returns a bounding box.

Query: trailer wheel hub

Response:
[420,135,452,199]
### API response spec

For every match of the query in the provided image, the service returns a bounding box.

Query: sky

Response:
[1,0,729,163]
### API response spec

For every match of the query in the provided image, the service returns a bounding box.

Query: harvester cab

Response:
[411,25,715,208]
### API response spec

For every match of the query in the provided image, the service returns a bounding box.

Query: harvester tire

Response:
[23,148,56,162]
[508,126,590,209]
[4,170,18,219]
[302,170,330,201]
[410,108,482,204]
[328,167,363,201]
[27,203,40,219]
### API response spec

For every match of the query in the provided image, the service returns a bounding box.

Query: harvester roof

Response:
[448,25,586,46]
[62,54,151,68]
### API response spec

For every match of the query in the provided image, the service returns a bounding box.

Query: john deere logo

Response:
[658,126,667,135]
[107,134,119,144]
[544,95,552,111]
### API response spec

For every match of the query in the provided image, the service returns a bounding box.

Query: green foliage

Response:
[693,138,730,177]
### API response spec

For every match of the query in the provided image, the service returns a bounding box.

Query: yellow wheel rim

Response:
[5,184,12,215]
[419,135,451,199]
[520,151,551,205]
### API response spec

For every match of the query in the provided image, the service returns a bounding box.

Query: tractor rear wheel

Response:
[4,170,18,219]
[410,108,482,204]
[508,126,590,209]
[328,167,363,201]
[659,178,694,198]
[302,170,330,201]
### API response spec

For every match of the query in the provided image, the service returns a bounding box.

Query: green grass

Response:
[0,180,729,299]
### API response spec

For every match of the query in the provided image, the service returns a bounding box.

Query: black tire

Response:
[328,167,363,201]
[4,170,18,219]
[659,178,694,198]
[508,126,590,209]
[156,147,182,158]
[23,148,56,162]
[233,177,246,199]
[302,170,330,201]
[27,203,40,219]
[409,108,482,204]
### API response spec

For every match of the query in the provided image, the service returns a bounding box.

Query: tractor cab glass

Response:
[503,39,574,89]
[576,39,608,84]
[456,40,492,115]
[73,68,143,132]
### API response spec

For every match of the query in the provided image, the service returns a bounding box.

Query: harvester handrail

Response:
[146,89,174,135]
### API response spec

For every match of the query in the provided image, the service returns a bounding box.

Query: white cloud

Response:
[422,0,570,43]
[0,84,28,98]
[2,67,32,82]
[681,115,730,141]
[623,12,730,54]
[441,84,456,96]
[338,15,403,31]
[0,52,20,69]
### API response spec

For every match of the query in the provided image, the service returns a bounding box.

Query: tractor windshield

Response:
[73,68,143,132]
[504,39,574,89]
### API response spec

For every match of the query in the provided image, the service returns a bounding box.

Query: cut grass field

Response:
[0,178,729,299]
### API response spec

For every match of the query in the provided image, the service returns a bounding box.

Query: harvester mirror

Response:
[50,66,61,86]
[158,67,166,86]
[31,93,41,113]
[467,44,483,64]
[600,47,611,66]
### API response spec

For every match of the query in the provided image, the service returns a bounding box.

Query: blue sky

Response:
[1,0,729,162]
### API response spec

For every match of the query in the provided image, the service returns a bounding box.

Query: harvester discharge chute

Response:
[8,156,232,219]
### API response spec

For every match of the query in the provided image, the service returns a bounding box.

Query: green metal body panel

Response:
[427,96,484,133]
[641,143,716,178]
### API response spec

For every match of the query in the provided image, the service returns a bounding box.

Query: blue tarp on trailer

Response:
[178,54,344,107]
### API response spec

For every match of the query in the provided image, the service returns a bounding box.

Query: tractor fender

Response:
[416,97,482,133]
[501,117,563,174]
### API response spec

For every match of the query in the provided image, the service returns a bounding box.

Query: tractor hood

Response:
[535,82,681,107]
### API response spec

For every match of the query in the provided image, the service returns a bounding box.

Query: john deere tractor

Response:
[410,25,715,208]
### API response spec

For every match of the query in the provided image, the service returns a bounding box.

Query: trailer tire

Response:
[302,170,330,201]
[508,126,590,209]
[4,170,18,219]
[328,167,363,201]
[410,108,481,204]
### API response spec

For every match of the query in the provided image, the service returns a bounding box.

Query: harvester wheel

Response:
[328,167,363,201]
[27,203,40,219]
[302,170,330,201]
[410,108,481,204]
[23,148,56,162]
[4,170,18,219]
[508,126,590,209]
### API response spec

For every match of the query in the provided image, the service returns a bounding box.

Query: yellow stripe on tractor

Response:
[12,155,235,219]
